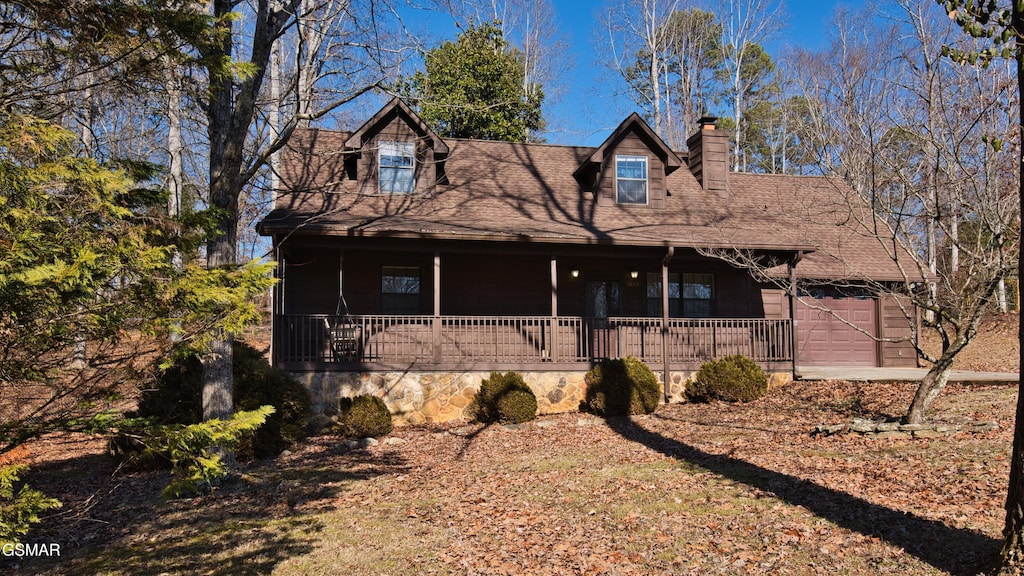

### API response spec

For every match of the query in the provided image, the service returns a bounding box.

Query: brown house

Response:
[258,98,917,424]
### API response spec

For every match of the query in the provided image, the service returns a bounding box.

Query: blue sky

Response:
[396,0,865,146]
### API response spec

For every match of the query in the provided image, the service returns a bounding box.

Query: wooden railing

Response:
[274,315,792,369]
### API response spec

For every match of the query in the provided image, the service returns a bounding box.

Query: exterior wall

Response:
[442,254,550,315]
[282,245,341,315]
[281,245,776,320]
[879,294,918,367]
[355,112,437,196]
[596,128,667,209]
[294,368,793,426]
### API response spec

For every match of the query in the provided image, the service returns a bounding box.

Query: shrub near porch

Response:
[295,370,588,425]
[295,367,792,425]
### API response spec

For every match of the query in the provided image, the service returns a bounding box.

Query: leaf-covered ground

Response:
[9,377,1016,575]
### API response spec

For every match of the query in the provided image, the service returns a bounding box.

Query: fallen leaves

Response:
[10,376,1018,575]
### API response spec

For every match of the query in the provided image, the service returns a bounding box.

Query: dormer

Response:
[573,113,683,209]
[344,98,449,195]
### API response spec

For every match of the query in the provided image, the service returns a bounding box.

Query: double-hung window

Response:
[646,272,680,317]
[615,155,648,204]
[379,141,416,194]
[381,266,421,314]
[682,273,714,317]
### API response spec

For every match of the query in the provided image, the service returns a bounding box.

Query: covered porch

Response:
[273,314,793,372]
[271,239,800,377]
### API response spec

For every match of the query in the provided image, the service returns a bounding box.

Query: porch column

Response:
[661,247,674,402]
[550,256,559,362]
[789,251,803,376]
[433,252,441,363]
[271,241,285,365]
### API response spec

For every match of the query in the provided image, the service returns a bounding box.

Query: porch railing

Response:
[274,314,792,369]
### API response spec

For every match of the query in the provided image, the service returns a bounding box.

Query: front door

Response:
[586,281,621,358]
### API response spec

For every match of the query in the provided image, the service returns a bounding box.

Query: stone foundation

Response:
[293,369,794,426]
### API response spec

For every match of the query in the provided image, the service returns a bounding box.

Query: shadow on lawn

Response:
[9,439,409,576]
[604,415,1000,576]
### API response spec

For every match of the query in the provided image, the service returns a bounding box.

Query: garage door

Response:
[795,288,877,367]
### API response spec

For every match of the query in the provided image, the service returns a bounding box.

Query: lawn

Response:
[7,379,1015,575]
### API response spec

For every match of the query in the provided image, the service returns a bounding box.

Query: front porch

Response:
[274,314,793,373]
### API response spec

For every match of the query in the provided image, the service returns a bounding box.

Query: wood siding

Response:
[278,243,782,323]
[355,112,436,196]
[596,128,667,209]
[879,294,918,367]
[686,127,729,193]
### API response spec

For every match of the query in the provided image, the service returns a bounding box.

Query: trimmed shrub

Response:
[584,356,661,417]
[470,371,538,425]
[338,394,393,438]
[131,340,310,460]
[688,355,768,403]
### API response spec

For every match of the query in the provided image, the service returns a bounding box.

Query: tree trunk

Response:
[903,357,953,425]
[998,4,1024,572]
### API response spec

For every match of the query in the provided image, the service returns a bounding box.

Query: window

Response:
[379,141,415,193]
[381,266,420,313]
[615,155,648,204]
[646,272,680,316]
[682,273,714,317]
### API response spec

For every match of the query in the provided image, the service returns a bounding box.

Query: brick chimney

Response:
[686,116,729,193]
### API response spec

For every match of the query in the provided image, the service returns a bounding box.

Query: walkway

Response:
[796,366,1019,383]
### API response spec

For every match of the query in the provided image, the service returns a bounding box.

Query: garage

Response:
[795,288,878,367]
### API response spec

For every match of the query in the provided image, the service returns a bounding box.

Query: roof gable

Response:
[573,113,682,187]
[344,97,449,155]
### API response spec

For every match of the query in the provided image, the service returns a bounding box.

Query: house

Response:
[257,97,918,424]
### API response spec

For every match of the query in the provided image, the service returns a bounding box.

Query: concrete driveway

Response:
[796,366,1019,383]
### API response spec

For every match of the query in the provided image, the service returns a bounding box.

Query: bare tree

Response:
[196,0,403,422]
[602,0,681,140]
[713,0,784,170]
[708,0,1018,425]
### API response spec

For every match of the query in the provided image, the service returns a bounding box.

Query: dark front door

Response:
[586,281,621,358]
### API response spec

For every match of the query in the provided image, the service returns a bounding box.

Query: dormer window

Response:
[379,141,415,193]
[616,155,648,204]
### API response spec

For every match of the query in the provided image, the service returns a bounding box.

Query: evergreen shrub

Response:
[688,355,768,403]
[338,394,393,438]
[471,371,538,425]
[583,356,661,416]
[131,340,310,460]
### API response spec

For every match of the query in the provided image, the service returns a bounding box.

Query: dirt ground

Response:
[919,313,1020,373]
[5,314,1021,575]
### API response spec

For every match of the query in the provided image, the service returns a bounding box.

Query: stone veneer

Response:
[293,369,794,426]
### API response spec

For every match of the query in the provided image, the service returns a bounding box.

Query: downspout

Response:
[433,252,441,363]
[661,246,675,402]
[789,251,804,379]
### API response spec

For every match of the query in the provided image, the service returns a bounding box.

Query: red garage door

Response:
[795,289,877,367]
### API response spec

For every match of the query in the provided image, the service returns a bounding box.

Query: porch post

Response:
[661,247,674,402]
[789,251,803,376]
[550,256,559,362]
[271,240,284,365]
[433,252,441,363]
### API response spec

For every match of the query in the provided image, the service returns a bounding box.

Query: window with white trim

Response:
[379,141,416,193]
[615,155,648,204]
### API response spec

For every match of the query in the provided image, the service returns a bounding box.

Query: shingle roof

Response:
[260,128,913,282]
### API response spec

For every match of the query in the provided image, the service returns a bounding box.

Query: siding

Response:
[356,113,437,196]
[880,294,918,367]
[596,129,667,209]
